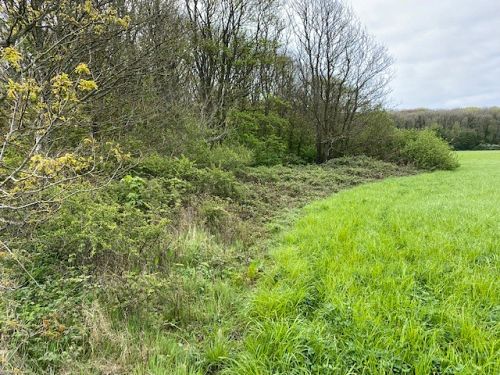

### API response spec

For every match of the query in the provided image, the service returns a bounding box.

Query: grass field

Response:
[227,152,500,374]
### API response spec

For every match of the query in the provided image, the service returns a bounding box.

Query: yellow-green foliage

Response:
[0,0,129,212]
[1,46,22,70]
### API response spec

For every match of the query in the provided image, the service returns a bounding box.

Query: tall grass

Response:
[228,151,500,374]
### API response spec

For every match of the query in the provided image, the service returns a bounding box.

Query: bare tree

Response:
[292,0,392,162]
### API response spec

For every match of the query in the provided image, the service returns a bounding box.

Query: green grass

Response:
[2,156,415,374]
[227,151,500,374]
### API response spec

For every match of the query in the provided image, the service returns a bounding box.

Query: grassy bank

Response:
[227,151,499,374]
[1,157,415,374]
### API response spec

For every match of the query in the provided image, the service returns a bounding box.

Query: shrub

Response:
[299,144,318,163]
[228,109,289,166]
[350,110,399,160]
[396,129,459,170]
[198,143,254,171]
[134,154,198,180]
[34,189,169,269]
[195,167,244,199]
[200,199,229,233]
[119,175,147,208]
[346,111,458,171]
[254,135,287,166]
[282,153,307,165]
[134,154,244,199]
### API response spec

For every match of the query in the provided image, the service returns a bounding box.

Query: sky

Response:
[349,0,500,109]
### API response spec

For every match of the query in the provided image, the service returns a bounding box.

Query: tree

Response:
[292,0,392,162]
[0,1,131,231]
[183,0,284,141]
[392,107,500,149]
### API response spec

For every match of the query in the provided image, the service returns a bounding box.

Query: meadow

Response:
[227,151,500,374]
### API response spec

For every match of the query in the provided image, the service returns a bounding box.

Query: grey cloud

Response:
[349,0,500,108]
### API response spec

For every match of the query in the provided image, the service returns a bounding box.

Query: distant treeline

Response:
[392,108,500,150]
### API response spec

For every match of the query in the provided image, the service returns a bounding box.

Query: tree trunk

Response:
[315,128,327,163]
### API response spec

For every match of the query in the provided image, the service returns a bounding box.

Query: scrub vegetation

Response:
[2,155,415,373]
[1,0,492,374]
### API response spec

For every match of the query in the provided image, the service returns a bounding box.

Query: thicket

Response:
[395,130,459,170]
[2,155,416,373]
[347,111,459,170]
[0,0,459,372]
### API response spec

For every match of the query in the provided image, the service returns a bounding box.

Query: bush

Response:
[254,135,287,166]
[200,199,229,233]
[2,184,166,371]
[282,153,307,165]
[34,189,169,270]
[350,111,399,160]
[347,111,459,171]
[134,154,198,180]
[198,144,254,171]
[228,109,289,166]
[195,167,244,199]
[134,154,244,199]
[396,129,459,170]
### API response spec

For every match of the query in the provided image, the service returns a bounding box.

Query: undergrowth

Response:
[0,156,414,374]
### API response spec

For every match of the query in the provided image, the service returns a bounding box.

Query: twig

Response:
[0,240,41,289]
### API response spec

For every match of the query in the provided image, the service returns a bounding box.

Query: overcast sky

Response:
[349,0,500,109]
